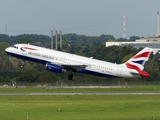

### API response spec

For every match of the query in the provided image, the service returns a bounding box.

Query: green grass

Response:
[0,95,160,120]
[0,85,160,119]
[0,85,160,92]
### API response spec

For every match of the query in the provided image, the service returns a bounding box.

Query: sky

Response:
[0,0,160,38]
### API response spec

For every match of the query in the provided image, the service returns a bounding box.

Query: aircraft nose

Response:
[5,48,9,52]
[5,47,11,53]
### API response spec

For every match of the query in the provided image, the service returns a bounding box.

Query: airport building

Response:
[106,37,160,54]
[106,11,160,54]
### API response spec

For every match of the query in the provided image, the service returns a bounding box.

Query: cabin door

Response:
[116,66,122,76]
[22,51,27,55]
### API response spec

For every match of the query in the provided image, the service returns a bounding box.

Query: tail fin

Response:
[125,47,153,78]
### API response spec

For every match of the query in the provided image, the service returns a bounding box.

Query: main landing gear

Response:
[68,73,73,80]
[21,60,25,68]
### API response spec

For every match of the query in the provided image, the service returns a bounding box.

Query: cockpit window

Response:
[12,46,18,49]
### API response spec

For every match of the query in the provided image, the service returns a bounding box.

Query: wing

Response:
[62,64,87,71]
[50,62,87,71]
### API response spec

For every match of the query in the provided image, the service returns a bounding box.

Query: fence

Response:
[0,81,160,88]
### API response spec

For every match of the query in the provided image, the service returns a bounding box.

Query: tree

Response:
[121,54,133,63]
[0,42,9,58]
[38,74,52,83]
[108,39,115,42]
[17,38,33,44]
[2,58,14,72]
[129,36,140,41]
[18,69,37,82]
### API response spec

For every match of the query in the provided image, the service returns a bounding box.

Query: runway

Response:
[0,92,160,95]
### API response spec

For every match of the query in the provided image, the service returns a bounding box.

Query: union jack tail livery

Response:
[125,47,153,78]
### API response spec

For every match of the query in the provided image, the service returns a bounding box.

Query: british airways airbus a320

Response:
[5,44,153,80]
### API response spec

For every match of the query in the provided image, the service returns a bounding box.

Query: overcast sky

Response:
[0,0,160,38]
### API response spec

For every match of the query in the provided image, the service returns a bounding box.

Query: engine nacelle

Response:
[46,62,66,73]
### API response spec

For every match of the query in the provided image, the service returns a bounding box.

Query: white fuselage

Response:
[5,44,140,78]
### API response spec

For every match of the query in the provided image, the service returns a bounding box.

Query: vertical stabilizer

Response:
[124,47,153,78]
[125,47,152,71]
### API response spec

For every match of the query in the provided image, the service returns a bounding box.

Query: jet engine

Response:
[46,62,66,73]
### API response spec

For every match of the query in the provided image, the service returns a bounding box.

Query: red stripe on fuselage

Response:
[23,47,37,50]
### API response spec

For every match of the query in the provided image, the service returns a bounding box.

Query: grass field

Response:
[0,95,160,120]
[0,86,160,120]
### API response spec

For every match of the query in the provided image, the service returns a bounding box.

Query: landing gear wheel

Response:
[68,74,73,80]
[20,60,25,68]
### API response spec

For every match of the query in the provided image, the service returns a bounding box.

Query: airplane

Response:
[5,44,153,80]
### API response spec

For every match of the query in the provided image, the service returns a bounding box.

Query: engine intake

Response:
[46,62,66,73]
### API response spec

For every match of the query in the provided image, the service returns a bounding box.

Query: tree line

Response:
[0,33,140,45]
[0,33,159,83]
